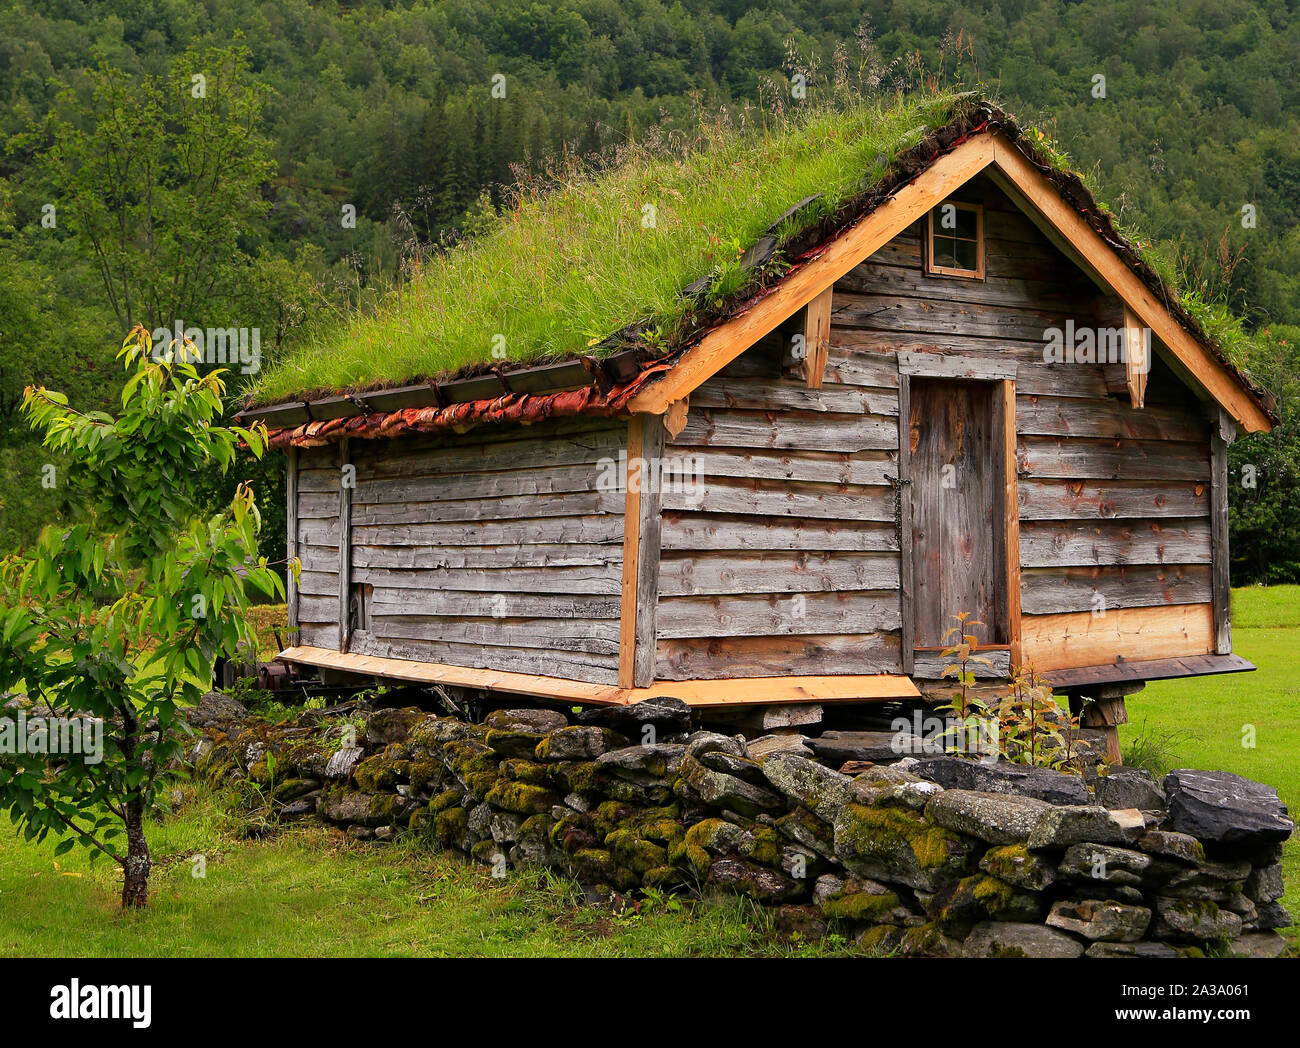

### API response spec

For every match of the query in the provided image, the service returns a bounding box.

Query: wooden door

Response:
[908,378,1008,650]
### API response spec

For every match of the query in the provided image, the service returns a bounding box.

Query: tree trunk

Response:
[121,800,151,908]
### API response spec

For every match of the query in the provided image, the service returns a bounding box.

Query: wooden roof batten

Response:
[628,130,1273,434]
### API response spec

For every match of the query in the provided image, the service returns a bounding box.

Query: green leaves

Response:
[0,327,284,891]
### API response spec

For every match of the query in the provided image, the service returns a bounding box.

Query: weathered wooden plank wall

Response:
[835,175,1215,674]
[295,417,627,684]
[657,330,904,679]
[655,174,1216,681]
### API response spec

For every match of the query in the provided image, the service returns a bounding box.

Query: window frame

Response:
[925,201,985,280]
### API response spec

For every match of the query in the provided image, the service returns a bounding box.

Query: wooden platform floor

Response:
[276,646,923,707]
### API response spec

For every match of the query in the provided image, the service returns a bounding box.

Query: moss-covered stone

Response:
[536,726,628,762]
[471,839,506,864]
[484,779,560,815]
[707,858,802,903]
[464,770,501,798]
[434,805,468,848]
[820,881,905,923]
[546,760,598,795]
[591,800,639,839]
[641,865,680,889]
[499,758,548,785]
[270,777,320,802]
[857,924,904,955]
[978,842,1058,891]
[432,788,464,813]
[550,812,601,853]
[928,874,1042,935]
[569,847,617,885]
[632,812,685,850]
[353,752,400,792]
[364,707,427,747]
[832,803,970,892]
[603,778,674,806]
[485,728,548,759]
[409,716,486,751]
[318,787,410,828]
[409,759,442,795]
[280,737,330,779]
[747,825,783,868]
[605,828,670,877]
[897,921,963,958]
[514,815,553,865]
[775,806,836,860]
[680,816,781,875]
[444,739,499,781]
[367,792,404,821]
[685,818,747,857]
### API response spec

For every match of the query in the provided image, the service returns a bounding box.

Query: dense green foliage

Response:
[0,329,283,906]
[0,0,1297,578]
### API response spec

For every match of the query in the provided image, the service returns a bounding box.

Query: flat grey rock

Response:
[925,790,1053,845]
[910,756,1090,805]
[1164,769,1294,852]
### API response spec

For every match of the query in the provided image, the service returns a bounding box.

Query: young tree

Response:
[0,327,284,907]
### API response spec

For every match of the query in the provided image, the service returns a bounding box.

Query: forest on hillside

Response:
[0,0,1297,580]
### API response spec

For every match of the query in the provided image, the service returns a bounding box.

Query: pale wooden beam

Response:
[276,644,923,707]
[628,134,998,414]
[618,416,645,688]
[987,136,1271,432]
[1124,306,1148,409]
[1000,379,1023,670]
[803,286,834,389]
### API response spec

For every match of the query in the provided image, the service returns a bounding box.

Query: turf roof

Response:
[247,91,1272,418]
[248,92,974,406]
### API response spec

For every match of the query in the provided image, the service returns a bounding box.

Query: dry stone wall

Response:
[186,694,1294,958]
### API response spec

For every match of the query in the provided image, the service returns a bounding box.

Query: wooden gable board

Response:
[629,131,1271,434]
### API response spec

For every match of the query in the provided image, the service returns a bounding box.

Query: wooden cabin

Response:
[239,104,1275,734]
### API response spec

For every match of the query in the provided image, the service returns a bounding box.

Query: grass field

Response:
[0,791,854,958]
[0,587,1295,957]
[1125,584,1300,947]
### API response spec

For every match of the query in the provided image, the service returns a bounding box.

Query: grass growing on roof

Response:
[248,91,966,405]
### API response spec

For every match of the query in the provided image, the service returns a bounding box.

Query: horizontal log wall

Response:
[294,443,341,650]
[656,348,903,678]
[295,417,627,685]
[828,174,1214,675]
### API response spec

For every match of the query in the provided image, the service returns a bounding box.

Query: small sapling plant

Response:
[0,327,284,907]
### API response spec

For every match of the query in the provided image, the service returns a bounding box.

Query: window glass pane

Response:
[953,237,979,271]
[953,207,978,239]
[932,237,959,268]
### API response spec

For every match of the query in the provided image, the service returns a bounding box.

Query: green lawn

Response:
[1,587,1295,957]
[0,789,856,957]
[1124,584,1300,946]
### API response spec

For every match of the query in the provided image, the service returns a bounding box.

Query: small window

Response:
[925,201,984,279]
